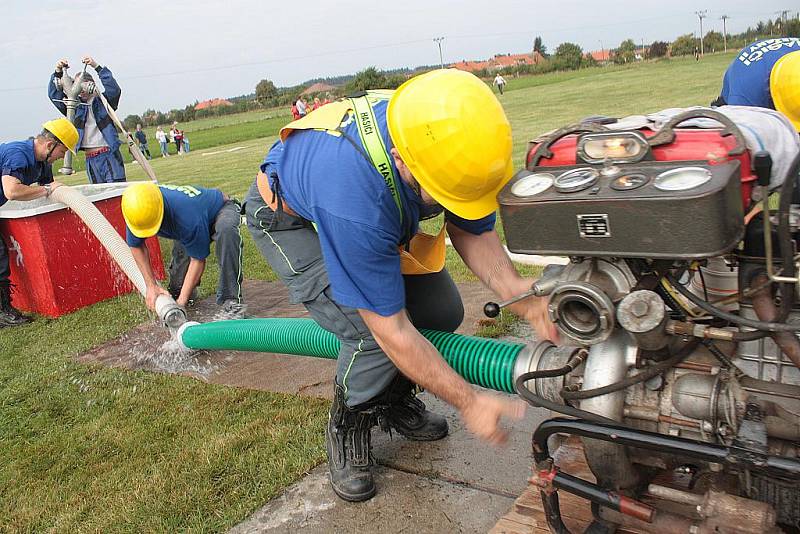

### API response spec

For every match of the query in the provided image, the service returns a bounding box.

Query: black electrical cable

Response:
[732,329,768,341]
[559,340,698,401]
[666,273,800,332]
[515,371,619,425]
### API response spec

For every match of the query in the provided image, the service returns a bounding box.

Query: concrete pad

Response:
[230,465,515,534]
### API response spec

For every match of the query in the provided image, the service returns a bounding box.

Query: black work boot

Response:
[326,384,378,502]
[0,283,32,328]
[380,375,449,441]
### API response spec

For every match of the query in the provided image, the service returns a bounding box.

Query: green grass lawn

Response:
[2,53,736,531]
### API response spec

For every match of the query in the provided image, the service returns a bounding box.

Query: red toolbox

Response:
[0,183,166,318]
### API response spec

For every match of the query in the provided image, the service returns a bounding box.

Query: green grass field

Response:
[1,52,737,531]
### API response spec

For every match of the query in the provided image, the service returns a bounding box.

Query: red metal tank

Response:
[0,184,165,318]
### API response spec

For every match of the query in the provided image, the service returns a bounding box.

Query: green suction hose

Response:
[178,318,525,393]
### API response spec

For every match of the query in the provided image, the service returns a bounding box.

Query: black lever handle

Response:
[753,151,772,188]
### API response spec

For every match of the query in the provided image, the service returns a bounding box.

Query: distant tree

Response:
[703,31,724,53]
[533,36,548,62]
[786,17,800,37]
[344,67,401,92]
[553,42,584,70]
[123,114,142,132]
[583,53,598,67]
[255,79,278,105]
[613,39,637,64]
[671,34,698,56]
[649,41,669,58]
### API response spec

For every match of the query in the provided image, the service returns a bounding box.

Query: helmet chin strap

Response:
[43,141,61,163]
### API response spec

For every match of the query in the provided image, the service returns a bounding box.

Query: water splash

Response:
[129,330,219,378]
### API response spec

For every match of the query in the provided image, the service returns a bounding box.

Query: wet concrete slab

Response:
[77,279,549,533]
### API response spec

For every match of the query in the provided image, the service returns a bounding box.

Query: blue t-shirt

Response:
[261,99,496,316]
[0,139,54,207]
[126,184,224,259]
[721,38,800,108]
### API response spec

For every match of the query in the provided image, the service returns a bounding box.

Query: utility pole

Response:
[720,15,729,52]
[598,40,604,62]
[641,38,645,60]
[433,37,445,69]
[695,10,708,56]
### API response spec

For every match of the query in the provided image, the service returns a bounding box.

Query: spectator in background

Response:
[493,73,507,95]
[156,126,169,157]
[170,122,184,155]
[313,97,322,111]
[134,124,152,160]
[295,97,308,117]
[182,131,190,154]
[291,101,301,120]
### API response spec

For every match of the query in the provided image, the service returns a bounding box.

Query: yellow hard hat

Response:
[42,118,79,154]
[770,50,800,132]
[122,182,164,238]
[387,69,513,220]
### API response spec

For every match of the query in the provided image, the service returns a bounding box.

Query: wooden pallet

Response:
[490,438,644,534]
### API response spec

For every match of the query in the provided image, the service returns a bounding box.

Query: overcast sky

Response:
[1,0,793,139]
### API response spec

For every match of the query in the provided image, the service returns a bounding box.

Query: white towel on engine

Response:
[641,106,800,189]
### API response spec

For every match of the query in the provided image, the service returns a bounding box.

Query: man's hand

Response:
[81,56,98,68]
[145,285,170,311]
[55,59,69,73]
[460,392,526,445]
[521,294,559,343]
[50,181,64,192]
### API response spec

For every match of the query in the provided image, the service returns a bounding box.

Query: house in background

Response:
[195,98,234,111]
[451,52,545,73]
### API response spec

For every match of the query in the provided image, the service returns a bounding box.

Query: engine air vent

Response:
[577,214,610,238]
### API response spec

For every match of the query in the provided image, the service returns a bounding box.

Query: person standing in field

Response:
[170,122,184,155]
[134,124,152,160]
[155,126,169,157]
[493,73,507,95]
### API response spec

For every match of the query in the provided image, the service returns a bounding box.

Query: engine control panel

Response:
[499,160,744,259]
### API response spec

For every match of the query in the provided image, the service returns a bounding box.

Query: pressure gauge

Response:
[610,173,649,191]
[510,173,554,197]
[554,168,599,193]
[654,167,712,192]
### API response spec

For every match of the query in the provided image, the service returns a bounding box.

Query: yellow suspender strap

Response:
[349,94,403,225]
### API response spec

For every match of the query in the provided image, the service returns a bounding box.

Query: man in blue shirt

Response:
[134,124,152,160]
[245,70,556,502]
[49,56,127,183]
[714,38,800,131]
[0,119,78,327]
[122,183,244,315]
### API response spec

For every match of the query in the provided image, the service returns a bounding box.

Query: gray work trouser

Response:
[169,199,244,304]
[243,180,464,407]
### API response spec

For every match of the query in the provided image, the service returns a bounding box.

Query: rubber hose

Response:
[180,318,524,393]
[50,186,147,295]
[559,340,698,401]
[665,273,800,332]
